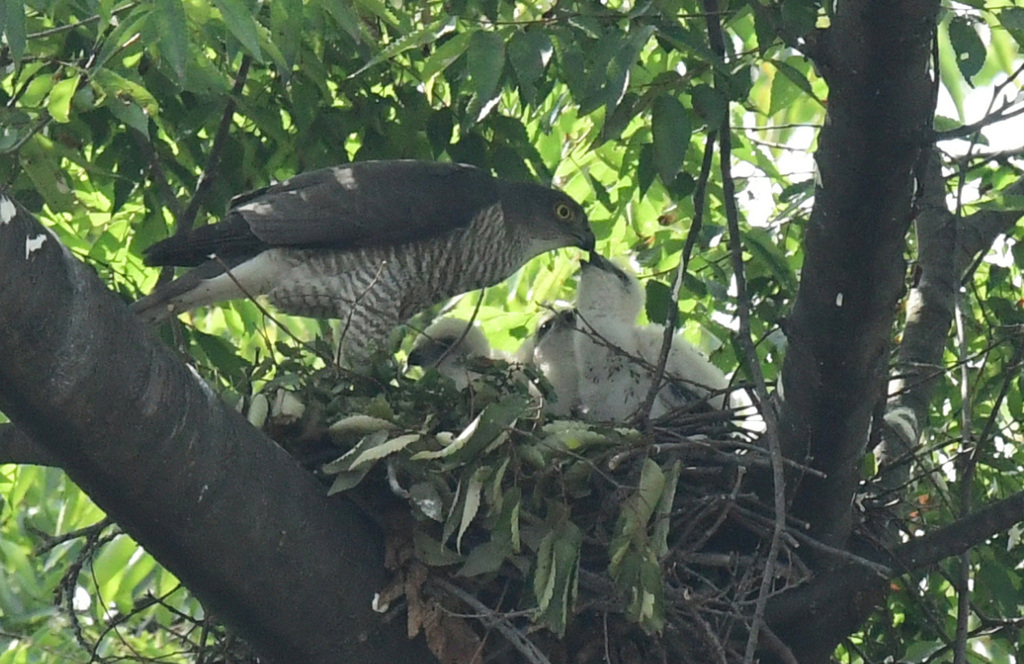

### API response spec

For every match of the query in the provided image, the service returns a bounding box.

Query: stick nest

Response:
[257,355,807,664]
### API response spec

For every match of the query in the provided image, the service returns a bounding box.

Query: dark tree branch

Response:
[880,153,1024,485]
[641,130,717,422]
[776,0,939,548]
[766,2,941,661]
[892,489,1024,572]
[178,55,252,234]
[0,422,62,466]
[765,489,1024,645]
[0,193,432,664]
[879,150,954,479]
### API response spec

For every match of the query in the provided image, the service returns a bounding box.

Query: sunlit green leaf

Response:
[651,94,691,185]
[213,0,264,61]
[465,30,506,122]
[153,0,189,80]
[421,30,472,82]
[46,77,80,124]
[353,17,456,79]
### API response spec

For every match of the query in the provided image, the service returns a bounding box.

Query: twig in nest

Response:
[429,578,553,664]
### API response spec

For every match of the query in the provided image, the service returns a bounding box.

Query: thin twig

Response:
[639,130,718,422]
[430,578,553,664]
[698,0,786,656]
[177,55,253,234]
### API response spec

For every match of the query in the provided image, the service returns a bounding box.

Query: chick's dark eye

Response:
[554,202,572,219]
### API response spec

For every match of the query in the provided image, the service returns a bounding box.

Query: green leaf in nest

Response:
[609,458,666,573]
[533,520,582,637]
[411,395,527,463]
[413,530,463,567]
[457,540,511,577]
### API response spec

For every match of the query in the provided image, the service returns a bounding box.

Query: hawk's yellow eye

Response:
[554,202,573,219]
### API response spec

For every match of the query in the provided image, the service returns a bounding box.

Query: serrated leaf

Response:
[322,430,390,473]
[492,485,521,552]
[421,30,471,82]
[651,94,691,185]
[534,528,557,609]
[610,458,665,572]
[948,16,986,83]
[2,0,26,64]
[326,466,374,494]
[532,520,582,637]
[353,17,456,79]
[324,0,363,43]
[152,0,189,80]
[213,0,264,61]
[488,456,510,509]
[413,530,463,567]
[466,30,506,122]
[352,0,399,27]
[93,70,161,116]
[349,433,421,469]
[47,77,79,124]
[650,461,681,559]
[411,395,526,462]
[328,415,398,438]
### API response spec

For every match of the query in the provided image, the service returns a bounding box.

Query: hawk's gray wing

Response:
[144,161,500,267]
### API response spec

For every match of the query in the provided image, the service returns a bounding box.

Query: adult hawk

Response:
[132,160,594,366]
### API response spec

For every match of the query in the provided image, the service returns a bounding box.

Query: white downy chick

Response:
[407,318,500,390]
[517,309,581,417]
[575,254,729,422]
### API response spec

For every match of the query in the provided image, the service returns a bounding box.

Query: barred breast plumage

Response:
[131,160,594,368]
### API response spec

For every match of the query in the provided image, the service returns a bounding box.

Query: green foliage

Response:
[2,0,1024,661]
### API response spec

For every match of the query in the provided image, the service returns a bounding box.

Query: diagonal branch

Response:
[0,192,432,664]
[0,422,62,466]
[178,55,253,234]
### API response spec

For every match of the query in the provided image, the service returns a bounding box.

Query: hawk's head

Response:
[497,181,594,256]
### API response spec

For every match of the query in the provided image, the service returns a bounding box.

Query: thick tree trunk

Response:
[0,195,433,664]
[767,1,940,661]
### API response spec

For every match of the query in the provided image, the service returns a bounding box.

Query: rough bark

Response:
[877,150,956,477]
[0,194,433,664]
[767,1,940,661]
[880,151,1024,486]
[0,422,62,466]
